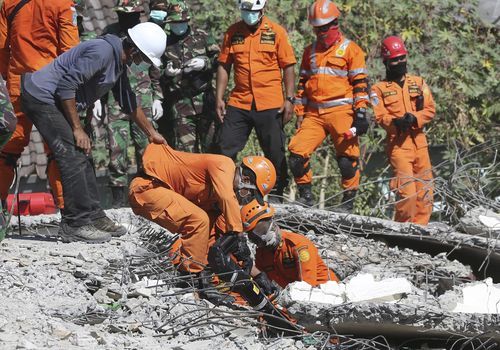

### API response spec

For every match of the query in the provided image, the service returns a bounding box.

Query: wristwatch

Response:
[286,96,294,104]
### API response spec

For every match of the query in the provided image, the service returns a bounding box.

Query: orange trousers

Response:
[389,145,433,225]
[288,109,360,189]
[129,177,221,273]
[0,97,63,207]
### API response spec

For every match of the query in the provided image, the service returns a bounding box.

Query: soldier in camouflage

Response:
[151,0,220,153]
[0,75,16,150]
[100,0,164,208]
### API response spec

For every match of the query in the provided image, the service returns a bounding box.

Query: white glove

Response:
[183,57,207,73]
[164,61,182,77]
[152,99,164,121]
[93,100,102,120]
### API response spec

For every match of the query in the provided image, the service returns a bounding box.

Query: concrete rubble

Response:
[1,206,499,348]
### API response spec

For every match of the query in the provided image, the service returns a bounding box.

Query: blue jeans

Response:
[21,88,105,227]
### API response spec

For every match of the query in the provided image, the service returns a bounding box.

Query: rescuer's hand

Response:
[74,127,92,155]
[352,108,369,136]
[254,272,278,296]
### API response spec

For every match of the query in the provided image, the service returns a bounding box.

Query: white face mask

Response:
[170,22,189,36]
[250,221,280,248]
[241,10,261,26]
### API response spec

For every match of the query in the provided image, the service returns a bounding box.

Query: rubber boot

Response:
[110,186,126,209]
[338,189,357,213]
[296,183,314,207]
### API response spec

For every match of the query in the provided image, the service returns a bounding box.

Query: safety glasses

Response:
[314,18,339,33]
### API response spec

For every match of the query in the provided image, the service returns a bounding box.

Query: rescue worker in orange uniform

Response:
[371,36,435,225]
[288,0,369,210]
[129,145,277,274]
[240,199,339,294]
[0,0,79,210]
[215,0,296,202]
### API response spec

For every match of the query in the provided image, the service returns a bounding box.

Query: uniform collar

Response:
[385,74,408,87]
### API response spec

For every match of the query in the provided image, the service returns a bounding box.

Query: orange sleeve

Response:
[57,0,79,54]
[414,78,435,128]
[0,2,9,78]
[294,244,320,287]
[294,47,310,117]
[348,44,369,109]
[217,28,233,65]
[208,157,243,233]
[371,84,395,131]
[276,26,296,68]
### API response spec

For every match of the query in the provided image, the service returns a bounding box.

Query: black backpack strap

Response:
[7,0,31,28]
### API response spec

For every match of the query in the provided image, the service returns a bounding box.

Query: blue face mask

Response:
[170,22,189,36]
[150,10,167,22]
[241,10,261,26]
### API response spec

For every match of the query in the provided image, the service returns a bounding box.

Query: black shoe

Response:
[93,216,127,237]
[110,186,126,209]
[58,222,111,244]
[338,189,357,213]
[296,183,314,207]
[268,189,284,204]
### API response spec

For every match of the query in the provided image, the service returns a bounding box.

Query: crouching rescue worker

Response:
[371,36,435,225]
[288,0,369,210]
[20,22,167,243]
[241,199,339,295]
[129,146,277,274]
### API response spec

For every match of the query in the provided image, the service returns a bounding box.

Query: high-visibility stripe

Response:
[354,95,369,103]
[308,97,353,108]
[348,68,368,77]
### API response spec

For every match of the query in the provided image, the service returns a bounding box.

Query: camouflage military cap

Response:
[114,0,144,13]
[165,0,190,22]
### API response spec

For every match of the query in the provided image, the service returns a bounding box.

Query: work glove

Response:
[152,99,163,121]
[351,108,369,136]
[183,56,207,74]
[164,61,182,77]
[254,272,278,296]
[92,100,102,121]
[232,235,253,275]
[393,112,417,133]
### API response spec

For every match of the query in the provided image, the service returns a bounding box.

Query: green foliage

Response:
[190,0,499,215]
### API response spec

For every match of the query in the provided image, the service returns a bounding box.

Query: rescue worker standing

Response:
[240,199,339,293]
[20,22,167,243]
[216,0,296,202]
[371,36,435,225]
[99,0,164,208]
[0,0,79,214]
[154,0,220,153]
[288,0,369,210]
[129,145,276,274]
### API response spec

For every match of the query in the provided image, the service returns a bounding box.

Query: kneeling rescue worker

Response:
[371,36,435,225]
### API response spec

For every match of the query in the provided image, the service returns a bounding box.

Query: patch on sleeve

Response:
[260,31,276,45]
[231,33,245,45]
[382,91,397,97]
[298,249,310,262]
[71,6,78,26]
[371,95,380,106]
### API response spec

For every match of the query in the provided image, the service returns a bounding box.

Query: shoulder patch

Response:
[231,33,245,45]
[260,31,276,45]
[383,91,397,97]
[298,249,310,262]
[71,6,78,27]
[408,85,421,94]
[371,95,380,106]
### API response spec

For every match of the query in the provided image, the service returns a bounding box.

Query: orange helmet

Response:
[308,0,340,27]
[240,199,275,232]
[241,156,276,196]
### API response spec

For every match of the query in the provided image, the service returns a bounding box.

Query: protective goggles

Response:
[314,18,339,33]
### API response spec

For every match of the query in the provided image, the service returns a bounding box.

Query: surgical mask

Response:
[170,22,189,36]
[250,221,280,249]
[241,10,261,26]
[150,10,167,22]
[386,61,407,81]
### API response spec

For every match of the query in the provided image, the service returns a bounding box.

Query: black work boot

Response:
[268,188,284,204]
[296,183,314,207]
[110,186,126,208]
[338,189,357,213]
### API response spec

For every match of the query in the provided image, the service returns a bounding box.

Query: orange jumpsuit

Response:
[288,34,369,189]
[129,144,243,273]
[255,230,338,288]
[0,0,79,206]
[371,74,435,225]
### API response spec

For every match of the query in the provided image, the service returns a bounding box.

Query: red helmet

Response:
[308,0,340,27]
[381,36,408,61]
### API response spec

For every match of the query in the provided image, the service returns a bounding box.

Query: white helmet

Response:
[127,22,166,68]
[238,0,266,11]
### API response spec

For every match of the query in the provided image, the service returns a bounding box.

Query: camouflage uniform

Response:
[0,75,16,149]
[156,0,220,153]
[102,13,162,188]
